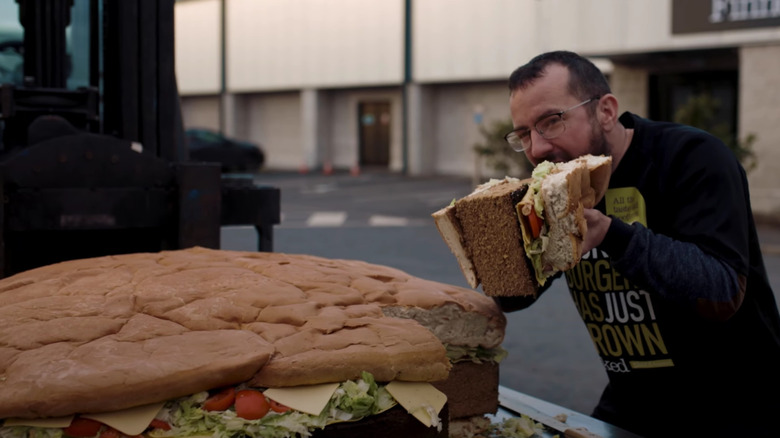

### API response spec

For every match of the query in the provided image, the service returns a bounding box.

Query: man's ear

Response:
[597,94,620,131]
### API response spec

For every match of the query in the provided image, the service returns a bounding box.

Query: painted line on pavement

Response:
[306,212,347,227]
[369,215,409,227]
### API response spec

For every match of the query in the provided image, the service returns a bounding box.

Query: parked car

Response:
[186,128,265,173]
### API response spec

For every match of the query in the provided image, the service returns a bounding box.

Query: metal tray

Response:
[491,386,643,438]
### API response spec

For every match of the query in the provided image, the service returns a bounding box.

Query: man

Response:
[496,50,780,437]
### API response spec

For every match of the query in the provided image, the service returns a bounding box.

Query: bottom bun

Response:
[432,361,499,420]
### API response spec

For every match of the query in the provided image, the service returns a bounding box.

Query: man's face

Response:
[508,64,607,166]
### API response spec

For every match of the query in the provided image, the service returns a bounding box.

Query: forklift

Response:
[0,0,279,278]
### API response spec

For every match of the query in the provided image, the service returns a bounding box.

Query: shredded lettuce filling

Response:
[150,371,395,438]
[0,372,397,438]
[524,161,555,285]
[494,415,547,438]
[530,161,554,219]
[0,426,64,438]
[445,345,508,364]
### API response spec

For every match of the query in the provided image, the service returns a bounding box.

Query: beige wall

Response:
[609,66,649,117]
[326,88,404,172]
[429,82,513,177]
[412,0,535,83]
[243,92,303,170]
[236,88,405,172]
[173,0,780,216]
[225,0,404,92]
[176,0,780,93]
[175,0,221,95]
[412,0,780,82]
[180,95,221,131]
[740,43,780,218]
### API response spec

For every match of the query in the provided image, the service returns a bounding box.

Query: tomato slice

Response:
[203,387,236,412]
[149,419,172,431]
[64,418,103,437]
[234,389,270,420]
[527,210,543,239]
[267,397,291,413]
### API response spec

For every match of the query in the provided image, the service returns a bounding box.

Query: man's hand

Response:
[583,209,611,255]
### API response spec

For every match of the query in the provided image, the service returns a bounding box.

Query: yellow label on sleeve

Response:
[385,382,447,427]
[264,383,340,416]
[3,416,74,428]
[82,402,164,436]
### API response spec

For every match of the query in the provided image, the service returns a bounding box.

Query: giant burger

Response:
[0,247,507,438]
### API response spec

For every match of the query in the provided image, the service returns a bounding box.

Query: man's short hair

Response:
[508,50,611,102]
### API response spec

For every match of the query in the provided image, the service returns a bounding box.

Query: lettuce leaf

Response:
[0,426,64,438]
[445,345,508,364]
[151,372,397,438]
[2,373,399,438]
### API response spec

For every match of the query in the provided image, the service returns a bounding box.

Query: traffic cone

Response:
[350,162,360,176]
[323,161,333,175]
[298,162,309,174]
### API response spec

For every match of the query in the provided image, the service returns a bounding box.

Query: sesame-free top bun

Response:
[0,247,506,419]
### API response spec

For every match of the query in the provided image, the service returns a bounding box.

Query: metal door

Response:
[358,101,390,167]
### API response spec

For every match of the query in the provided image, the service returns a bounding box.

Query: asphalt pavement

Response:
[221,169,780,416]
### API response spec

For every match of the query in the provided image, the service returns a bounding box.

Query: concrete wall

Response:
[243,91,302,170]
[173,0,780,217]
[175,0,221,95]
[180,95,221,132]
[428,82,512,177]
[226,0,404,92]
[176,0,780,94]
[326,88,404,172]
[609,66,649,117]
[740,43,780,219]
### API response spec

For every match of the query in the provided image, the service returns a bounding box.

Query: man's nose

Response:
[528,130,553,160]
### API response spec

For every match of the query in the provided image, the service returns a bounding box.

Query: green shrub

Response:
[473,119,534,178]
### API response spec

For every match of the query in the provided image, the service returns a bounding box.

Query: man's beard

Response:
[588,122,611,157]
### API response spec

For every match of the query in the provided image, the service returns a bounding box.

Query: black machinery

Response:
[0,0,280,278]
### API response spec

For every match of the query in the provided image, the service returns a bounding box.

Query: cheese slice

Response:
[264,383,340,416]
[3,416,74,428]
[82,402,164,436]
[385,382,447,427]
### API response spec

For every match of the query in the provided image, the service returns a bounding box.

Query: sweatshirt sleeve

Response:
[600,218,745,321]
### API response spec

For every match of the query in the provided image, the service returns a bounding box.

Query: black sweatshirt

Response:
[497,112,780,437]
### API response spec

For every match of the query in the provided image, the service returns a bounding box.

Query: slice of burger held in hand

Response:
[432,154,611,297]
[515,154,611,286]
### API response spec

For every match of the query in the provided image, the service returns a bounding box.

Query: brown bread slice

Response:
[454,178,538,297]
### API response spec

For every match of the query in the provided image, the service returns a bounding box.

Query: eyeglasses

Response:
[504,97,599,152]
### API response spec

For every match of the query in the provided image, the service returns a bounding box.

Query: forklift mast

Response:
[0,0,279,278]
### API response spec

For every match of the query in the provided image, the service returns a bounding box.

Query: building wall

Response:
[428,82,512,178]
[326,88,404,172]
[175,0,221,95]
[412,0,780,82]
[243,91,302,170]
[175,0,780,93]
[180,95,221,132]
[740,43,780,218]
[174,0,780,216]
[226,0,404,92]
[609,66,649,117]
